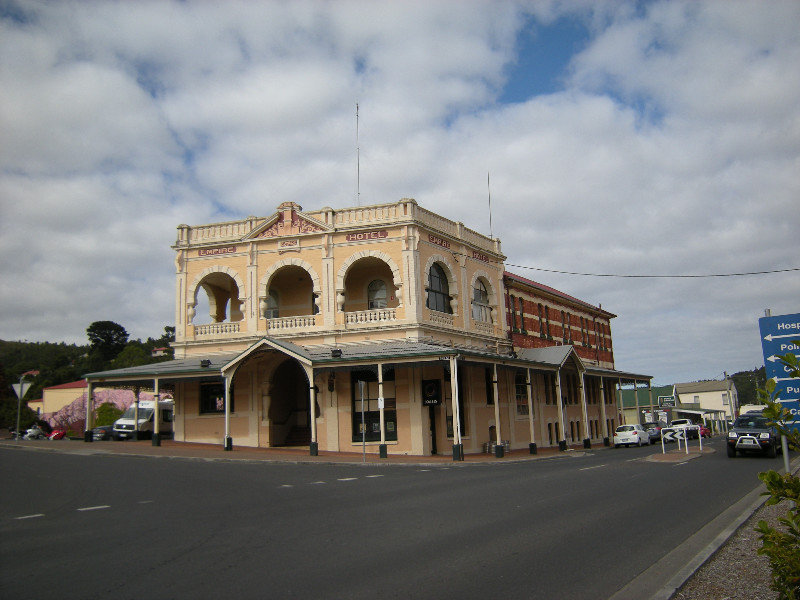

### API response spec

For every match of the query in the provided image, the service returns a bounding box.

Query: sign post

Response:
[11,370,39,442]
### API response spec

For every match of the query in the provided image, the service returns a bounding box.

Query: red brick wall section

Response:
[504,278,615,367]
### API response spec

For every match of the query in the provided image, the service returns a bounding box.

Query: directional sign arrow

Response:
[767,354,800,362]
[661,429,684,442]
[763,333,800,342]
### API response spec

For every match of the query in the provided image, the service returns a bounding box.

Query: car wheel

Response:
[727,445,736,458]
[767,443,777,458]
[637,438,642,447]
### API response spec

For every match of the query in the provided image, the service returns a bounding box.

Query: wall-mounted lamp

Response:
[331,348,342,358]
[200,359,211,368]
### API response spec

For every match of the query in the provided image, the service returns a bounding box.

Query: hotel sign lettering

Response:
[346,230,388,242]
[472,251,490,262]
[199,246,236,256]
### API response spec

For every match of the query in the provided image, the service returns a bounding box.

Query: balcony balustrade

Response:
[471,319,494,335]
[195,322,241,336]
[427,311,455,328]
[344,308,397,327]
[266,315,318,332]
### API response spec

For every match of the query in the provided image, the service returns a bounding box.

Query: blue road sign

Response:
[759,312,800,430]
[759,313,800,379]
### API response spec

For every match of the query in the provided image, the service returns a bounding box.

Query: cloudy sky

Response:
[1,0,798,385]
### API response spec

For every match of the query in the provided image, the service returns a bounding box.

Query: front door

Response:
[429,405,437,455]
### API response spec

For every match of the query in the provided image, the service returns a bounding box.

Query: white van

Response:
[113,399,174,440]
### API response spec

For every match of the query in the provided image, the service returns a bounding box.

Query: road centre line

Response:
[337,478,357,481]
[77,505,110,512]
[365,474,383,478]
[579,464,606,471]
[15,513,44,520]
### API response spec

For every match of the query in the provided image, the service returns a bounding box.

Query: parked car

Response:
[727,413,780,458]
[92,425,114,441]
[643,423,661,442]
[613,424,652,447]
[48,427,67,440]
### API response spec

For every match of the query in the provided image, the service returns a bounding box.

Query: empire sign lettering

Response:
[428,234,450,249]
[199,246,236,256]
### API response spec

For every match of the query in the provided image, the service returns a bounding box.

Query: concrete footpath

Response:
[3,436,788,600]
[0,436,707,465]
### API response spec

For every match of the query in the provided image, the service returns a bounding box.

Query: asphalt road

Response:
[0,438,780,599]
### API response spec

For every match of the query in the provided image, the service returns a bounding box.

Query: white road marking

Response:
[77,505,110,512]
[309,481,326,485]
[279,484,293,488]
[15,513,44,520]
[365,474,383,478]
[579,464,606,471]
[337,478,357,481]
[138,500,153,504]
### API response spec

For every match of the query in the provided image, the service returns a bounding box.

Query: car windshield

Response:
[734,416,770,429]
[120,407,154,421]
[616,426,634,432]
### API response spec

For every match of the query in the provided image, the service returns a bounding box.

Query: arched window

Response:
[367,280,387,309]
[426,263,452,314]
[265,289,279,319]
[471,279,490,322]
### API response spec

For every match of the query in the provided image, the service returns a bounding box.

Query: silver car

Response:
[613,424,652,447]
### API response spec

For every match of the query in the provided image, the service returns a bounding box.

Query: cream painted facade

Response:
[86,198,649,457]
[674,380,739,422]
[173,198,507,356]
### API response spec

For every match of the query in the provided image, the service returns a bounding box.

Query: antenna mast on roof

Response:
[356,102,361,207]
[487,171,494,239]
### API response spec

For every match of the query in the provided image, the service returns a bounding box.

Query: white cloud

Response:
[1,0,798,385]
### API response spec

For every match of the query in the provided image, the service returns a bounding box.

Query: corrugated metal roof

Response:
[504,271,616,318]
[43,379,87,390]
[85,337,650,383]
[674,380,733,394]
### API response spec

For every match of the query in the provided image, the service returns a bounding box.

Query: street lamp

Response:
[12,370,40,442]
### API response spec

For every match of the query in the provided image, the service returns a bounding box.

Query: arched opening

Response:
[471,277,491,322]
[268,358,315,447]
[426,262,452,314]
[193,272,242,324]
[264,265,318,319]
[342,257,398,313]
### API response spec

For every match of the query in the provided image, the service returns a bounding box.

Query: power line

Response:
[503,263,800,279]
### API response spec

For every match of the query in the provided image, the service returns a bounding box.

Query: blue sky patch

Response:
[499,15,590,103]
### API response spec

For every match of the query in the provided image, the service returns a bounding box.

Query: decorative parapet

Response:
[174,199,503,257]
[195,322,241,336]
[344,308,397,326]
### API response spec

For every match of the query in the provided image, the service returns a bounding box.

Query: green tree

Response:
[756,343,800,600]
[732,366,767,407]
[86,321,129,367]
[94,402,123,427]
[111,345,151,369]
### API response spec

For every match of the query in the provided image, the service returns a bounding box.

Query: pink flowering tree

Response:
[48,388,172,431]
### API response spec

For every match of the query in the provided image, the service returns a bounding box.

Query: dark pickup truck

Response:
[726,412,780,458]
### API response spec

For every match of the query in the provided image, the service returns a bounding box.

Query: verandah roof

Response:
[84,337,651,385]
